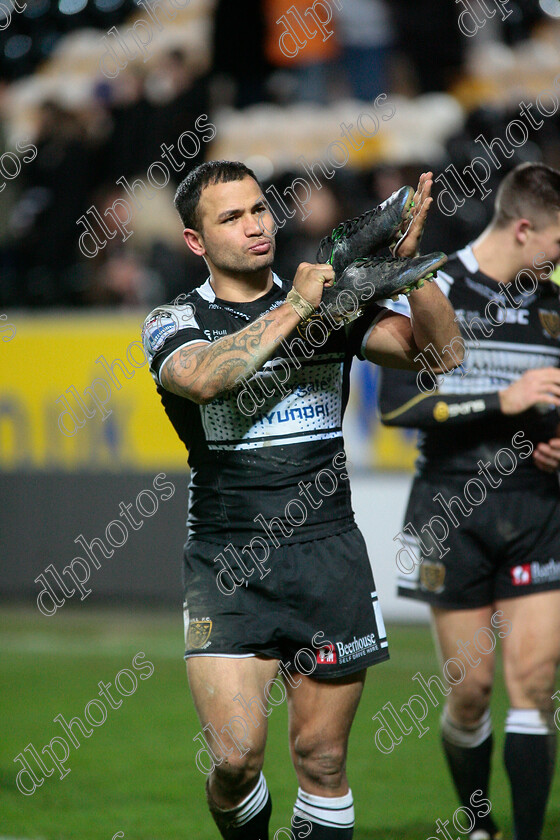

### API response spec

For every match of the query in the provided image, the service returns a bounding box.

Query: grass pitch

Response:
[1,605,559,840]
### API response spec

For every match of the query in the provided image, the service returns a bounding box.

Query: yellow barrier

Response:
[0,313,415,472]
[0,312,186,471]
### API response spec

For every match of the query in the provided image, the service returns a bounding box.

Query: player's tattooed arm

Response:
[160,309,296,403]
[161,316,275,401]
[160,263,334,403]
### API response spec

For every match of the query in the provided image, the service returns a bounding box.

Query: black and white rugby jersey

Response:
[142,273,387,544]
[378,245,560,484]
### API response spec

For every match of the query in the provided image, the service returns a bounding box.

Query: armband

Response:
[286,288,316,322]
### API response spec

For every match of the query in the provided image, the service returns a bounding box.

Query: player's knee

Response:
[448,678,492,725]
[511,659,558,712]
[212,750,263,794]
[292,734,346,789]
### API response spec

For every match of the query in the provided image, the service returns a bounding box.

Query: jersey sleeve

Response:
[376,266,506,427]
[141,303,210,386]
[378,366,502,429]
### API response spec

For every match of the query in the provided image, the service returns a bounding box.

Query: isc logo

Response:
[496,309,529,325]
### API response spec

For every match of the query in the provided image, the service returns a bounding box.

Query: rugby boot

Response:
[316,185,415,276]
[319,251,447,325]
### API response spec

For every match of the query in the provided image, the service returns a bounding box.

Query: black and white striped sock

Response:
[504,708,556,840]
[293,787,354,838]
[441,706,498,837]
[206,772,272,839]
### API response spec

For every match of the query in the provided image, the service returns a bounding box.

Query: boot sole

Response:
[387,253,447,300]
[321,186,417,270]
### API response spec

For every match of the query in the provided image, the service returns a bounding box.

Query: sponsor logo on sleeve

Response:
[433,402,450,422]
[433,400,485,422]
[143,310,179,354]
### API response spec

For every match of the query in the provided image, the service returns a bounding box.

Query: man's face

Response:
[524,211,560,279]
[195,176,276,274]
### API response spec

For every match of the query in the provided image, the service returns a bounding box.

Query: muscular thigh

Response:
[431,606,496,721]
[497,591,560,709]
[285,670,366,793]
[286,671,366,748]
[187,655,280,758]
[285,670,366,794]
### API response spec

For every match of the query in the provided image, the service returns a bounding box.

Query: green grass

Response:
[1,605,559,840]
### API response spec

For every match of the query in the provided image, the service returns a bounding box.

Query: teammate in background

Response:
[141,160,461,839]
[378,163,560,840]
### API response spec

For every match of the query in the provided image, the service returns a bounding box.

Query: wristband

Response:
[286,287,316,321]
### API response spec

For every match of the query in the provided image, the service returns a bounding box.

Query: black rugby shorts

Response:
[397,475,560,608]
[183,527,389,679]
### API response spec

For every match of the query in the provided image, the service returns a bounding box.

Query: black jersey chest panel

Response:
[439,248,560,395]
[143,275,364,458]
[141,274,380,542]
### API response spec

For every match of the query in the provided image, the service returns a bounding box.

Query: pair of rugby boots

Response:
[315,186,447,324]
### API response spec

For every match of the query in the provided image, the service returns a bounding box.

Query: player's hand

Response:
[292,262,335,309]
[498,368,560,415]
[533,438,560,473]
[393,171,433,258]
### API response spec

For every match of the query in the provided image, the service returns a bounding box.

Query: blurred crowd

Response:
[0,0,559,309]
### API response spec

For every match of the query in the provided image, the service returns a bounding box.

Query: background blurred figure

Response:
[98,68,155,181]
[264,0,339,104]
[143,48,210,164]
[10,100,92,306]
[335,0,394,101]
[391,0,465,93]
[212,0,271,107]
[272,177,342,278]
[100,50,209,182]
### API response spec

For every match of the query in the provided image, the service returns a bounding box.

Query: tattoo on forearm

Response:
[161,317,278,400]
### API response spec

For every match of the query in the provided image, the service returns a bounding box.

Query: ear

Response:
[514,218,532,246]
[183,228,206,256]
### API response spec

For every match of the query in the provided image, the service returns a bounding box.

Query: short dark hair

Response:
[174,160,261,231]
[493,162,560,230]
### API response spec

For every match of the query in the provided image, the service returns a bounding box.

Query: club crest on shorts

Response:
[419,560,446,593]
[187,618,213,649]
[538,309,560,339]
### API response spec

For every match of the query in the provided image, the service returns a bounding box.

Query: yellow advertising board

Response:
[0,312,187,472]
[0,313,416,472]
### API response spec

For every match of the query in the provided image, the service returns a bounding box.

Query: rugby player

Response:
[141,160,462,839]
[379,163,560,840]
